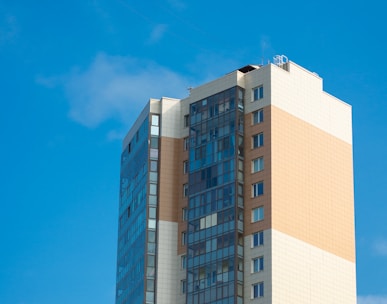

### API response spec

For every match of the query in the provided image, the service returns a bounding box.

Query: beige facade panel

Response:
[270,105,355,262]
[271,229,356,304]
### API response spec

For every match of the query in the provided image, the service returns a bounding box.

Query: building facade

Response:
[116,58,356,304]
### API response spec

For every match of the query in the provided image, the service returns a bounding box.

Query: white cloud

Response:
[38,53,192,128]
[35,75,60,88]
[373,238,387,256]
[106,129,126,142]
[36,50,253,133]
[166,0,186,10]
[358,295,387,304]
[0,14,19,43]
[147,24,167,44]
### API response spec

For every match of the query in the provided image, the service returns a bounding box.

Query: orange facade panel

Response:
[270,105,355,262]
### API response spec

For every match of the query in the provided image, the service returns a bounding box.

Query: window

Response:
[252,206,264,222]
[252,181,264,197]
[252,257,264,273]
[150,160,158,172]
[148,219,156,229]
[150,137,159,148]
[151,115,159,126]
[183,183,189,197]
[252,231,264,247]
[184,114,189,127]
[181,255,187,269]
[151,126,159,136]
[146,279,155,291]
[199,213,217,230]
[150,148,158,159]
[253,86,264,101]
[181,280,187,294]
[184,137,189,151]
[252,282,264,298]
[253,109,264,124]
[146,291,154,302]
[149,207,156,219]
[253,133,264,148]
[182,231,187,246]
[150,183,157,195]
[182,208,188,221]
[183,160,188,174]
[252,157,264,173]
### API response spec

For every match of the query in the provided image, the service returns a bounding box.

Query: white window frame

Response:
[252,133,264,148]
[252,108,264,124]
[151,114,159,126]
[252,206,264,222]
[181,279,187,294]
[252,86,264,101]
[252,256,264,273]
[252,282,264,299]
[181,255,187,269]
[183,184,188,197]
[252,157,264,173]
[183,160,188,174]
[252,181,264,197]
[184,137,189,151]
[184,114,189,128]
[182,208,188,221]
[252,231,264,247]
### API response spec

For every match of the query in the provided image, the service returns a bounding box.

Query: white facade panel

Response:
[180,98,190,139]
[184,70,245,105]
[160,97,181,138]
[270,62,352,145]
[244,229,272,304]
[156,220,179,304]
[271,229,356,304]
[243,65,272,115]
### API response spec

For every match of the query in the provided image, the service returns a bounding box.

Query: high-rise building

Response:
[115,57,356,304]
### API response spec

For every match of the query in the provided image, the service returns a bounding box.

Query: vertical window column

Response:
[146,114,160,304]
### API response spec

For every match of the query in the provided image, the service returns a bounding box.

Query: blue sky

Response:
[0,0,386,303]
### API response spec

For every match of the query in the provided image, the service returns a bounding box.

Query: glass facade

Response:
[187,87,245,304]
[116,113,160,304]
